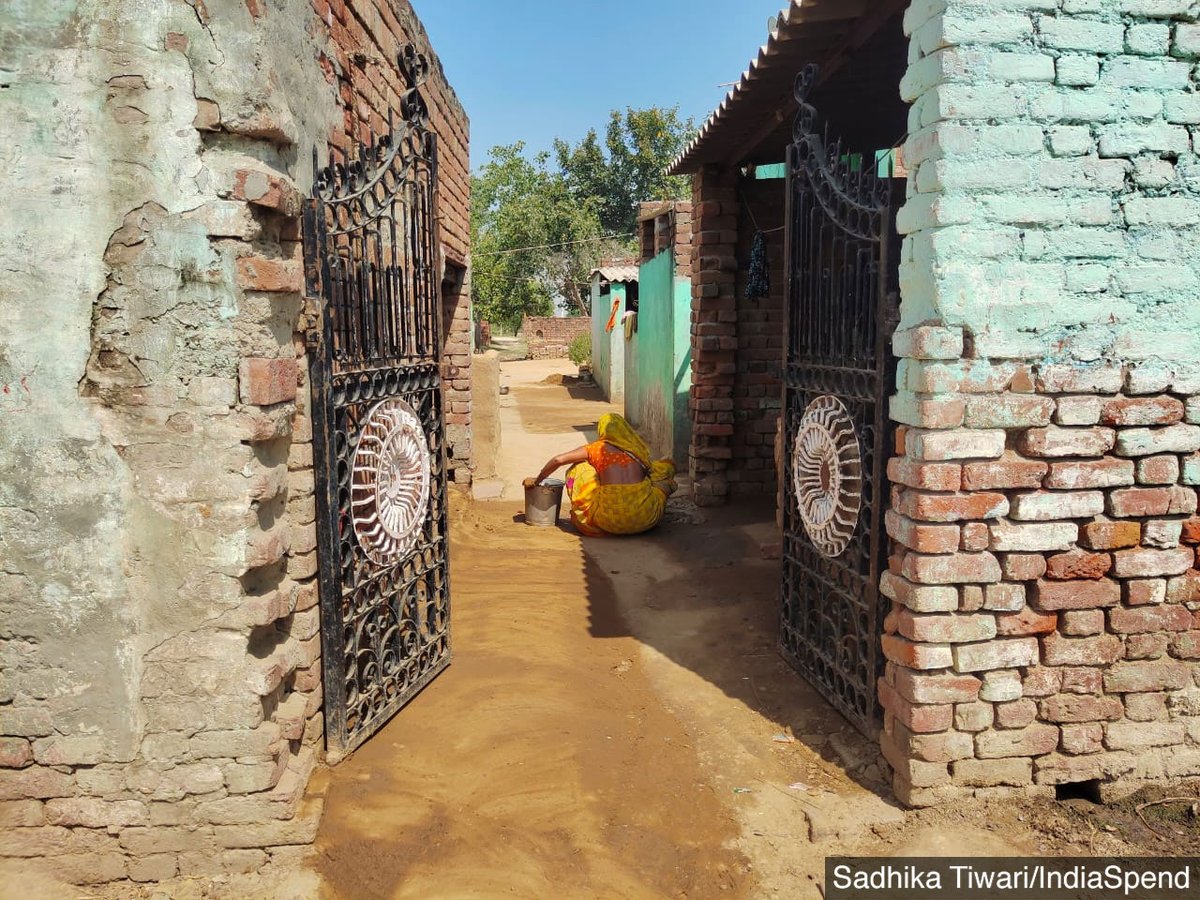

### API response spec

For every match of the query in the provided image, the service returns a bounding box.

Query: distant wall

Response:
[519,316,591,360]
[591,284,626,401]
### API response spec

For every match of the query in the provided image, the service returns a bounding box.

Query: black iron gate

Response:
[778,64,900,737]
[303,46,450,756]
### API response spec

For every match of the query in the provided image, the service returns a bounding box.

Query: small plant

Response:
[568,332,592,368]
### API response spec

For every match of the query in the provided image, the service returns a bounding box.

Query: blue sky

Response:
[410,0,787,170]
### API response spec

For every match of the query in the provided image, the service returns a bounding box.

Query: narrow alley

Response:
[307,360,1057,900]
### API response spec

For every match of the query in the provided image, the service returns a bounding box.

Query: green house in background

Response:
[623,202,694,466]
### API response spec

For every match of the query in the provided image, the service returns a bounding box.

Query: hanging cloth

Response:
[604,295,621,333]
[746,231,770,299]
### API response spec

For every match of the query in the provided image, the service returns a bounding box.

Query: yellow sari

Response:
[566,414,677,536]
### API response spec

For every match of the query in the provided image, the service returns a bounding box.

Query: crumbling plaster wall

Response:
[885,0,1200,806]
[0,0,468,883]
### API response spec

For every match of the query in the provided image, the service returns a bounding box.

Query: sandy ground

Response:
[56,358,1200,899]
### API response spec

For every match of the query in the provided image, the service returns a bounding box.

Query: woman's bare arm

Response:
[533,446,588,485]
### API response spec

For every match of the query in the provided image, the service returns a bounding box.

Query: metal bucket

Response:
[524,478,564,527]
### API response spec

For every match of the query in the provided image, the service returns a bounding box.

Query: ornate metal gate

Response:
[778,64,900,737]
[303,46,450,755]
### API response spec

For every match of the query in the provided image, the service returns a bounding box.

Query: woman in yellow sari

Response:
[532,413,676,536]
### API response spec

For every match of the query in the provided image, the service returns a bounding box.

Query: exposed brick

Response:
[888,457,962,491]
[231,168,302,217]
[1080,520,1142,550]
[1001,553,1048,581]
[996,700,1038,730]
[995,607,1057,636]
[879,680,953,733]
[882,634,953,670]
[1023,666,1063,698]
[1108,487,1174,518]
[1060,667,1103,694]
[880,572,959,613]
[1060,723,1104,755]
[1019,426,1115,458]
[897,610,997,643]
[1009,490,1105,522]
[1034,751,1136,785]
[979,670,1023,702]
[901,552,1002,585]
[1041,631,1123,666]
[1104,660,1190,693]
[1056,396,1102,426]
[990,521,1078,552]
[1060,609,1104,636]
[1044,458,1134,489]
[1137,455,1181,485]
[1110,604,1193,634]
[952,638,1039,673]
[886,512,960,554]
[1166,571,1200,603]
[899,491,1010,523]
[961,522,990,552]
[1111,546,1193,578]
[961,455,1048,491]
[235,255,302,293]
[955,701,994,732]
[963,394,1055,429]
[1143,519,1183,549]
[952,757,1032,787]
[1125,692,1168,722]
[890,668,976,707]
[1101,395,1185,426]
[1171,630,1200,659]
[984,582,1027,611]
[239,358,298,406]
[888,722,976,763]
[975,725,1059,759]
[1032,578,1121,611]
[907,429,1006,461]
[1183,518,1200,544]
[0,739,31,769]
[1045,550,1111,580]
[1105,720,1186,751]
[1115,424,1200,457]
[1127,632,1171,659]
[1041,694,1123,723]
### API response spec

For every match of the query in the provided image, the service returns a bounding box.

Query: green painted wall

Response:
[625,250,692,464]
[590,278,625,402]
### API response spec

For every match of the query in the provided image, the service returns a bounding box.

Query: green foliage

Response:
[471,107,696,331]
[568,332,592,368]
[555,107,697,235]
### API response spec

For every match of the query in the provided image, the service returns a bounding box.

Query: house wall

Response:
[519,316,592,360]
[590,282,626,402]
[730,177,786,498]
[0,0,468,884]
[884,0,1200,807]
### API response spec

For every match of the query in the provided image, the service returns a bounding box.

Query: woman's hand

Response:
[533,446,589,486]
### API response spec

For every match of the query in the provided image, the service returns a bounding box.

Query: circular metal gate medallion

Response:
[351,398,431,565]
[792,396,862,558]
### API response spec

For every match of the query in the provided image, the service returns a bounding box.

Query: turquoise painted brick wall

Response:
[898,0,1200,376]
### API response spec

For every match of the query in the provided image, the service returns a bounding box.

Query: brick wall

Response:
[519,316,592,360]
[884,0,1200,806]
[688,166,739,506]
[731,178,785,498]
[0,0,468,885]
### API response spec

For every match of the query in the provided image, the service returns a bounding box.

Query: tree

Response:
[471,144,604,328]
[555,106,697,236]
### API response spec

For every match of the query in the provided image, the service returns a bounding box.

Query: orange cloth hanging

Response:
[604,296,621,333]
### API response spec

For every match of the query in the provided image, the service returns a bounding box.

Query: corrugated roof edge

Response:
[590,265,640,284]
[667,0,801,177]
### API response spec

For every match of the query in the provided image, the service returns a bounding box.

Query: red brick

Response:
[887,721,975,762]
[1181,518,1200,544]
[0,739,31,769]
[1060,667,1103,694]
[235,255,302,293]
[1109,605,1192,633]
[1022,666,1063,697]
[1125,692,1168,721]
[1060,723,1104,755]
[1167,571,1200,603]
[961,522,990,552]
[1040,631,1122,666]
[1045,551,1111,581]
[1108,487,1174,517]
[995,698,1039,729]
[879,573,959,613]
[1010,490,1104,521]
[882,634,952,670]
[885,512,960,554]
[1111,547,1193,578]
[878,680,953,733]
[1079,521,1141,550]
[995,607,1058,636]
[1101,395,1185,426]
[899,491,1009,523]
[1001,553,1047,581]
[1060,609,1104,636]
[1031,579,1121,611]
[1019,426,1115,458]
[963,394,1055,429]
[1169,485,1199,515]
[238,358,298,406]
[888,457,961,492]
[1137,455,1181,485]
[952,638,1039,672]
[1170,631,1200,659]
[1042,694,1123,723]
[1127,633,1171,659]
[1044,458,1134,489]
[901,552,1002,585]
[975,724,1059,758]
[961,455,1048,491]
[893,669,982,705]
[1103,660,1190,692]
[897,610,997,643]
[231,169,302,217]
[907,429,1005,461]
[984,582,1027,611]
[892,325,964,360]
